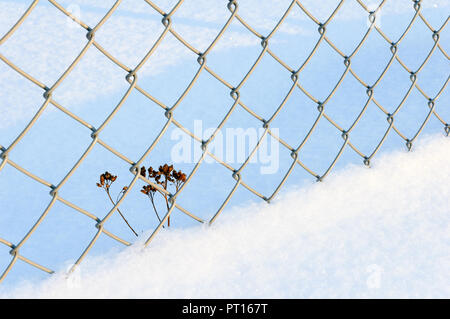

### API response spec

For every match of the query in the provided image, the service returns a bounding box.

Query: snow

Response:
[2,134,449,298]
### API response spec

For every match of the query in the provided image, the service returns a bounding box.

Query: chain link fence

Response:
[0,0,448,285]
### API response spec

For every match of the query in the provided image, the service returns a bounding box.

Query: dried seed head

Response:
[98,171,117,189]
[140,166,146,178]
[141,184,157,195]
[171,169,186,183]
[178,171,187,183]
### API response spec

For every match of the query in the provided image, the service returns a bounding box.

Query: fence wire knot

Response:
[368,12,376,24]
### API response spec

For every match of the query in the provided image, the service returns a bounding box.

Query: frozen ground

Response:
[2,134,449,298]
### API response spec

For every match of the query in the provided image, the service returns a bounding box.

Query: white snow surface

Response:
[2,134,449,298]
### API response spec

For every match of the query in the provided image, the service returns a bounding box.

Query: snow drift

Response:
[2,134,449,298]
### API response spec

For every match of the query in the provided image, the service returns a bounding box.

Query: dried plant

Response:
[140,164,186,227]
[96,171,138,237]
[95,165,186,234]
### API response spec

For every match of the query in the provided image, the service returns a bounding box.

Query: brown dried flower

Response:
[96,171,117,189]
[139,164,187,227]
[141,184,157,195]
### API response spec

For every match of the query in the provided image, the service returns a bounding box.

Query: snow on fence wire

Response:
[0,0,448,284]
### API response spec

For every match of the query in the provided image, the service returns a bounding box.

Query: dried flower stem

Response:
[105,188,138,237]
[163,174,171,227]
[97,171,138,237]
[146,191,164,228]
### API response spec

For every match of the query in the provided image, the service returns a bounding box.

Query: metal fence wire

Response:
[0,0,448,284]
